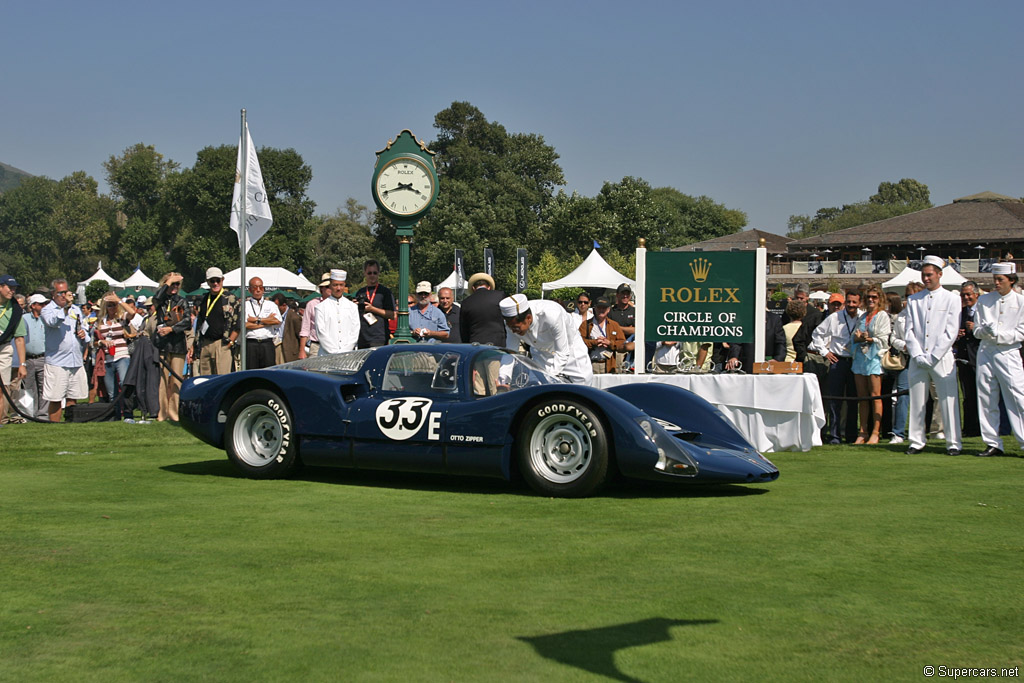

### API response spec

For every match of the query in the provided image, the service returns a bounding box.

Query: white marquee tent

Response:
[434,269,469,294]
[76,262,123,302]
[203,267,317,291]
[120,267,160,290]
[541,249,635,296]
[882,265,966,293]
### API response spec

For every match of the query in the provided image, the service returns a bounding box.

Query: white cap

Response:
[205,266,224,280]
[136,295,147,305]
[499,293,530,317]
[330,269,347,282]
[922,255,945,270]
[28,293,47,305]
[415,281,432,294]
[992,262,1016,275]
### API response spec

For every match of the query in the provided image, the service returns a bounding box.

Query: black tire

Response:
[517,398,609,497]
[225,389,301,479]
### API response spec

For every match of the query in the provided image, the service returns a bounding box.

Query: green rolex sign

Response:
[644,251,756,343]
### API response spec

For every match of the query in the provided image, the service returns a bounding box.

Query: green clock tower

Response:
[371,130,440,343]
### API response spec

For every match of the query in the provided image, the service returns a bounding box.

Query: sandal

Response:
[853,432,868,445]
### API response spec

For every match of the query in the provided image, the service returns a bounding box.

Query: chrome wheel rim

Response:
[528,414,592,484]
[232,404,283,467]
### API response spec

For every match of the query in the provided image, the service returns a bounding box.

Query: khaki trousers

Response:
[198,340,233,376]
[158,353,187,422]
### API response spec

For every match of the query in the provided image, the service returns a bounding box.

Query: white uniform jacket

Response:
[903,287,960,367]
[973,290,1024,349]
[505,299,593,384]
[315,296,361,355]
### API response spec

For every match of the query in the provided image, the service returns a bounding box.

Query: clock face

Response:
[375,156,435,217]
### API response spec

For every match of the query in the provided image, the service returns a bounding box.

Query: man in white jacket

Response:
[973,262,1024,457]
[500,294,593,385]
[903,256,962,455]
[315,269,360,356]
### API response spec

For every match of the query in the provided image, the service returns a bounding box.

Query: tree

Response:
[302,199,384,286]
[0,176,59,289]
[543,179,746,259]
[788,178,933,238]
[650,187,747,247]
[870,178,930,207]
[103,143,179,223]
[166,144,316,284]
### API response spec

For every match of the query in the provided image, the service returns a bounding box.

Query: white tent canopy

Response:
[541,249,635,295]
[434,269,468,293]
[76,262,123,302]
[120,267,160,289]
[205,267,317,291]
[77,262,123,288]
[882,265,966,292]
[295,272,318,291]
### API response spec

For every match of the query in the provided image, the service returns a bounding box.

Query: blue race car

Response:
[179,344,778,497]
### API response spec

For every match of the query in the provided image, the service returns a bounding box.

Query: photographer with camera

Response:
[354,260,395,349]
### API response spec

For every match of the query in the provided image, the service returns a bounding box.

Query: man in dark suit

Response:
[726,310,787,374]
[955,281,981,437]
[459,273,507,347]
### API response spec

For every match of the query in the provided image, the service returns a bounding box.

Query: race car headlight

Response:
[635,417,699,477]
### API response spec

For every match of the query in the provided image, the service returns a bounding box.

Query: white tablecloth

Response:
[592,374,825,453]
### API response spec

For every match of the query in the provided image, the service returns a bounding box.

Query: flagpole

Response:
[239,108,248,371]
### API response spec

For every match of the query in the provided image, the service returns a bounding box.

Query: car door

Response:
[348,349,460,473]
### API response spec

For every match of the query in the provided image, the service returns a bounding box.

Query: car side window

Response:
[383,351,459,395]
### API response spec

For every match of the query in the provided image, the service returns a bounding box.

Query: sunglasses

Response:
[208,278,222,284]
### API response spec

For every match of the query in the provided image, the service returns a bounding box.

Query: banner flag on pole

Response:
[517,249,527,293]
[483,248,494,277]
[454,249,465,292]
[230,124,273,254]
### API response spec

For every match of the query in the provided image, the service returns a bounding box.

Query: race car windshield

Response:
[471,350,562,397]
[276,349,374,376]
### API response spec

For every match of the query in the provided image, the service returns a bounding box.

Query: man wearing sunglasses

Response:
[193,267,239,376]
[40,277,89,422]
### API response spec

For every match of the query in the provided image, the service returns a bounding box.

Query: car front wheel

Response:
[518,399,609,497]
[225,389,300,478]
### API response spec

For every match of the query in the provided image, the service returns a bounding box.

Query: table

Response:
[592,374,825,453]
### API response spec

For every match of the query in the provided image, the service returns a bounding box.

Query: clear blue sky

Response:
[3,0,1022,236]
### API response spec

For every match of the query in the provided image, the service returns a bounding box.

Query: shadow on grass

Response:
[161,460,773,499]
[518,617,718,682]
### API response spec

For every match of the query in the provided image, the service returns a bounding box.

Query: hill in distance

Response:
[0,161,34,193]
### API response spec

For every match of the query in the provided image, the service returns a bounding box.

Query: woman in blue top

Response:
[852,285,891,444]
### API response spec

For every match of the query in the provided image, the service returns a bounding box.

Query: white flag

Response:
[230,124,273,253]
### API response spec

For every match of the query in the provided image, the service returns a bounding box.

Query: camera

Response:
[354,292,369,308]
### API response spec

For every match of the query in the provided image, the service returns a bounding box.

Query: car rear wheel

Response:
[225,389,300,478]
[518,399,609,497]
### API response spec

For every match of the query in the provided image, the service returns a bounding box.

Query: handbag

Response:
[881,347,906,372]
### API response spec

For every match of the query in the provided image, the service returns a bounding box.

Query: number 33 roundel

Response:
[375,397,442,441]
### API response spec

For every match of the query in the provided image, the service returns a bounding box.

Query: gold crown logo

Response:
[690,258,711,283]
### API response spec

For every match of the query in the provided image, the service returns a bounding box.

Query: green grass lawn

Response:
[1,423,1021,682]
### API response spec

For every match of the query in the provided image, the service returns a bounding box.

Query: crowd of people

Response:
[2,254,1022,459]
[796,257,1024,456]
